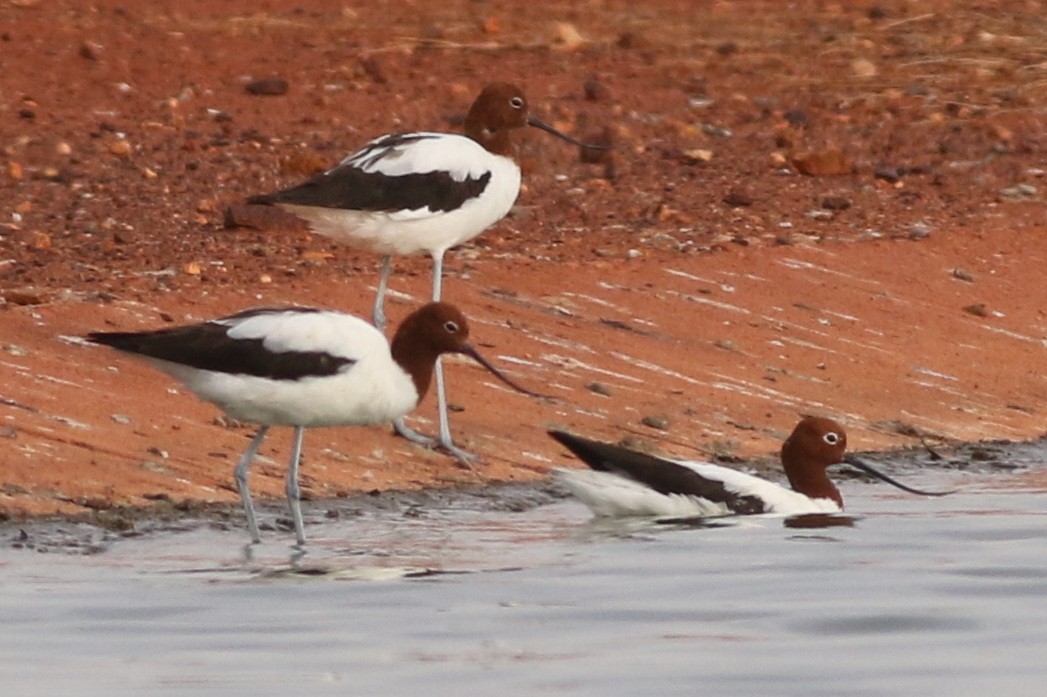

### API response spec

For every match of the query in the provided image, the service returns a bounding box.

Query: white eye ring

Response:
[510,96,524,109]
[443,320,459,333]
[823,431,840,445]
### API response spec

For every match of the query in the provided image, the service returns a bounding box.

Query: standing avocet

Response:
[247,83,600,462]
[87,302,539,546]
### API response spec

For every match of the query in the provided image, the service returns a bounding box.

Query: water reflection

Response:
[783,512,856,529]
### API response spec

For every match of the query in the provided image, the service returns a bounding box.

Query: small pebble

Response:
[723,188,754,207]
[963,303,989,318]
[791,149,850,176]
[908,223,932,240]
[641,415,670,431]
[874,165,902,183]
[820,195,851,211]
[79,41,103,60]
[2,287,50,305]
[684,148,713,163]
[999,183,1037,198]
[109,140,132,157]
[585,381,613,396]
[583,79,611,101]
[714,338,739,352]
[245,77,290,96]
[852,58,878,77]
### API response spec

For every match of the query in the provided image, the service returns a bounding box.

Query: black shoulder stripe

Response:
[87,321,355,381]
[549,430,767,515]
[219,306,325,321]
[249,165,491,214]
[349,133,434,170]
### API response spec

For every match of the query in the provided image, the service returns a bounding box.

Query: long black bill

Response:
[843,453,956,497]
[458,344,549,399]
[528,116,611,150]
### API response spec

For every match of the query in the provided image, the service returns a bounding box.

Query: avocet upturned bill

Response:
[87,302,539,546]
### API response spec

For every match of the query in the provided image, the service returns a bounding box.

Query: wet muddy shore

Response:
[6,434,1045,556]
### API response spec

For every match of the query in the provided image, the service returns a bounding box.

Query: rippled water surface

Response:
[2,470,1047,696]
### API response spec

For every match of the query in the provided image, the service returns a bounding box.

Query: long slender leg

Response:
[431,250,444,300]
[392,252,474,463]
[372,255,393,333]
[233,425,270,544]
[393,252,440,447]
[393,416,437,446]
[430,253,475,464]
[285,426,307,547]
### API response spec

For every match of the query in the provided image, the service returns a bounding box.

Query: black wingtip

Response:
[548,429,590,454]
[84,331,118,346]
[547,429,575,447]
[245,193,276,206]
[548,430,619,472]
[83,331,139,351]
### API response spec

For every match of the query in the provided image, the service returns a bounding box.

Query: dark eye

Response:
[823,432,840,445]
[443,320,459,333]
[510,96,524,109]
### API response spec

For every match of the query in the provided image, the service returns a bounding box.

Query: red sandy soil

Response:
[2,0,1046,518]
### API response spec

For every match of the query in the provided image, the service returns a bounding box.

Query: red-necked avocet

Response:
[86,302,539,547]
[550,416,951,519]
[247,83,602,462]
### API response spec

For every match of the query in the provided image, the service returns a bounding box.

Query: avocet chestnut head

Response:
[246,83,605,462]
[86,302,538,547]
[550,416,951,519]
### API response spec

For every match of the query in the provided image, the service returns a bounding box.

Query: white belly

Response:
[156,358,420,428]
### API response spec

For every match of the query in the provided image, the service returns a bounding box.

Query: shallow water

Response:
[2,471,1047,697]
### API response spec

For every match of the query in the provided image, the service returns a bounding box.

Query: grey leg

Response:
[234,425,270,544]
[431,251,444,301]
[285,426,307,547]
[433,360,474,465]
[372,255,393,333]
[394,416,437,447]
[393,251,475,464]
[430,253,475,465]
[393,251,440,447]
